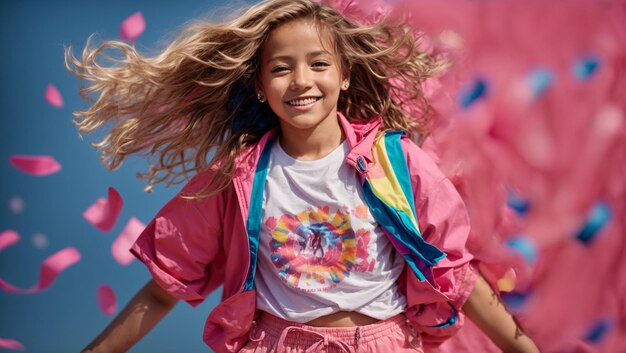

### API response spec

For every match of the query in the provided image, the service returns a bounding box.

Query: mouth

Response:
[285,97,321,107]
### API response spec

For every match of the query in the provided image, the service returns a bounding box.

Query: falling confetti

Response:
[83,187,124,232]
[0,338,25,351]
[111,217,145,265]
[9,155,62,176]
[119,12,146,42]
[0,247,81,294]
[505,235,538,265]
[458,78,488,108]
[9,196,24,214]
[583,317,614,344]
[573,55,601,81]
[496,269,517,292]
[44,84,63,108]
[527,69,554,100]
[31,233,49,249]
[0,230,20,251]
[506,191,530,215]
[97,284,117,316]
[500,291,530,314]
[576,202,612,244]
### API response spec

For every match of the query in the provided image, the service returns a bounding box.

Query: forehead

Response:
[261,20,336,61]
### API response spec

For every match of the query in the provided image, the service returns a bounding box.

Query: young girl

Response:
[67,0,540,352]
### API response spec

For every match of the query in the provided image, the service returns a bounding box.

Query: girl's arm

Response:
[82,279,179,353]
[462,274,540,353]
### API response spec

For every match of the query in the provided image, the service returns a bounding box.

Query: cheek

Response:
[264,78,289,97]
[321,73,344,91]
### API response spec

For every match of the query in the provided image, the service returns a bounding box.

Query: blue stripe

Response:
[384,131,417,219]
[425,303,458,328]
[376,132,455,329]
[244,139,274,292]
[362,180,446,281]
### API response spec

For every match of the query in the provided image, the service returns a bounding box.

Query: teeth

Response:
[288,98,318,106]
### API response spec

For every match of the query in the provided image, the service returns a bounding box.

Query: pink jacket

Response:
[131,113,477,352]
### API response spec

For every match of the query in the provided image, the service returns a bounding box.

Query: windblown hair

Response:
[65,0,446,197]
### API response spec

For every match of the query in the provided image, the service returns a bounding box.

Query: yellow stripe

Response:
[369,137,419,227]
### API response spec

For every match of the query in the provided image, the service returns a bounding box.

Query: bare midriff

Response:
[304,311,380,327]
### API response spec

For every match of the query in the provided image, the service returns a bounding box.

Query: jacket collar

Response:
[234,112,382,179]
[230,112,383,229]
[338,112,382,169]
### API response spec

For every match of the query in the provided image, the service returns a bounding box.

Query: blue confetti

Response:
[459,78,488,108]
[576,202,611,244]
[573,56,601,80]
[505,235,537,264]
[584,318,614,344]
[528,69,554,99]
[501,291,529,314]
[506,190,531,215]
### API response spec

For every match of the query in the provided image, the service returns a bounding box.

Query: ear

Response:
[340,64,350,91]
[341,77,350,91]
[254,84,265,100]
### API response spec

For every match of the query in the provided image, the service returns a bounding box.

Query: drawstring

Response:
[404,318,422,348]
[276,326,356,353]
[249,320,266,342]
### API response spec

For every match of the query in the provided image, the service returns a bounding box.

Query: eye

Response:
[312,61,330,68]
[271,66,289,73]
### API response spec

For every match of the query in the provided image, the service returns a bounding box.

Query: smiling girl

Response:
[67,0,540,352]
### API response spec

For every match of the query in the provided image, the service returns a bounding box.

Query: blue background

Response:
[0,1,248,352]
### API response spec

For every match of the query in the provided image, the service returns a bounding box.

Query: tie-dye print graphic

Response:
[265,206,375,292]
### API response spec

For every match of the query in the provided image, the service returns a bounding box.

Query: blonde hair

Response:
[65,0,446,196]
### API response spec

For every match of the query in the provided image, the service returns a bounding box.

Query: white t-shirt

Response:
[254,139,407,323]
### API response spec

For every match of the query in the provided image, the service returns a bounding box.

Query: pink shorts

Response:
[238,311,424,353]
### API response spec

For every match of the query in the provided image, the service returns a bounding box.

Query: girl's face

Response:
[258,20,349,137]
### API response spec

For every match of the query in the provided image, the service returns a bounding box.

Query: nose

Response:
[290,65,313,90]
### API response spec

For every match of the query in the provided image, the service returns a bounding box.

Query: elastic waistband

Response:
[255,312,408,345]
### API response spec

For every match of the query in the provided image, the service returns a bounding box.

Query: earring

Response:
[343,83,350,90]
[257,92,266,103]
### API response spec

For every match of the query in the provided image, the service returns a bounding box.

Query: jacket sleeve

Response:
[401,136,478,344]
[130,173,225,307]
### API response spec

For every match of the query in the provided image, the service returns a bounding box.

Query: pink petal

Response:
[44,84,63,108]
[97,284,117,316]
[9,196,24,214]
[0,230,20,251]
[31,233,49,249]
[111,217,145,265]
[0,338,25,351]
[83,187,124,232]
[119,12,146,42]
[0,247,81,294]
[9,155,62,176]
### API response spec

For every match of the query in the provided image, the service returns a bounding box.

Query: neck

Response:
[278,114,345,161]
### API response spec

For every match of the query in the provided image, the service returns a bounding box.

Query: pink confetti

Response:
[0,230,20,251]
[44,84,63,108]
[9,155,62,176]
[83,187,124,232]
[111,217,145,265]
[119,12,146,42]
[9,196,24,214]
[0,247,81,294]
[97,284,117,316]
[0,338,25,351]
[31,233,49,249]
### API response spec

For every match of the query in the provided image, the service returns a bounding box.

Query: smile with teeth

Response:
[286,97,320,106]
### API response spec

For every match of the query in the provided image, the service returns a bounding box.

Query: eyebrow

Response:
[267,50,333,64]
